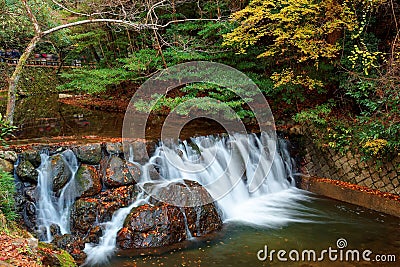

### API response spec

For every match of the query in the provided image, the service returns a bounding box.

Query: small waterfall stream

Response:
[32,133,312,265]
[140,133,308,225]
[84,192,150,266]
[83,133,311,265]
[36,149,80,241]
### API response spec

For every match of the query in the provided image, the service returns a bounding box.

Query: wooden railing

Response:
[0,57,96,68]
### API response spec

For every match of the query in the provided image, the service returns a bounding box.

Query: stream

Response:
[7,94,400,267]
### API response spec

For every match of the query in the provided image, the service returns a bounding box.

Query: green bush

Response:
[0,167,17,222]
[0,113,16,145]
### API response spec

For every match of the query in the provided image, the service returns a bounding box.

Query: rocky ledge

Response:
[5,142,223,265]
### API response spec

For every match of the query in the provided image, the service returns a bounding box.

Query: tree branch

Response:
[40,17,221,37]
[22,0,41,34]
[52,0,91,17]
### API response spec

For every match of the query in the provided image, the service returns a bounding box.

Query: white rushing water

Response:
[84,192,149,266]
[36,149,80,242]
[141,132,311,225]
[30,132,313,265]
[84,133,313,265]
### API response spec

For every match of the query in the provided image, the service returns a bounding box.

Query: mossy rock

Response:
[76,164,102,197]
[38,242,77,267]
[16,159,38,183]
[73,144,102,165]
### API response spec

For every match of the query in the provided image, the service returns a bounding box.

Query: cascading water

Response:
[84,192,150,266]
[141,132,309,225]
[36,149,80,242]
[84,132,312,265]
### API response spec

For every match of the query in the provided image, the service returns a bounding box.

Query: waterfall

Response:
[36,149,80,242]
[141,132,309,225]
[84,192,149,266]
[84,132,312,265]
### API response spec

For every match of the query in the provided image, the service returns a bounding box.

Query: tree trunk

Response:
[6,35,41,124]
[90,44,101,63]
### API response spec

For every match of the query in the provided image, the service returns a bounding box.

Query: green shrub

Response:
[0,167,17,222]
[0,113,16,145]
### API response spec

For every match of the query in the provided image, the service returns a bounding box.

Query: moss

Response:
[0,64,64,94]
[38,242,77,267]
[55,250,77,267]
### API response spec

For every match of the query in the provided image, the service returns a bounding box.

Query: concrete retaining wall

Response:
[300,134,400,196]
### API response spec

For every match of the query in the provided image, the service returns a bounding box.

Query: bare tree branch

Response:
[51,0,125,18]
[5,0,222,124]
[22,0,41,34]
[159,18,220,28]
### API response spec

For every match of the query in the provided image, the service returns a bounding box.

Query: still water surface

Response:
[103,194,399,267]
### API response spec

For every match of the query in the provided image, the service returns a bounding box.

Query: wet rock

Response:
[24,186,38,202]
[25,201,36,216]
[83,225,103,244]
[145,180,214,207]
[73,144,101,165]
[95,185,138,221]
[50,224,62,238]
[0,158,14,173]
[37,226,48,241]
[116,180,223,249]
[22,201,36,232]
[146,180,222,236]
[184,203,222,237]
[106,142,123,155]
[116,203,187,249]
[70,198,99,237]
[126,141,149,164]
[70,185,137,237]
[51,154,72,192]
[16,159,38,183]
[14,193,26,212]
[21,150,41,168]
[51,234,86,265]
[76,164,102,197]
[103,156,140,187]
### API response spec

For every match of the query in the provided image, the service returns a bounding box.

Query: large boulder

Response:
[102,156,140,188]
[16,159,38,183]
[116,203,187,249]
[75,164,102,197]
[73,144,101,165]
[51,155,72,192]
[145,180,214,207]
[117,180,223,249]
[150,180,222,237]
[70,198,99,237]
[70,185,137,237]
[21,150,41,168]
[184,203,222,237]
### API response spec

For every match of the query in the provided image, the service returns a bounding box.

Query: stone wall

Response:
[300,134,400,195]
